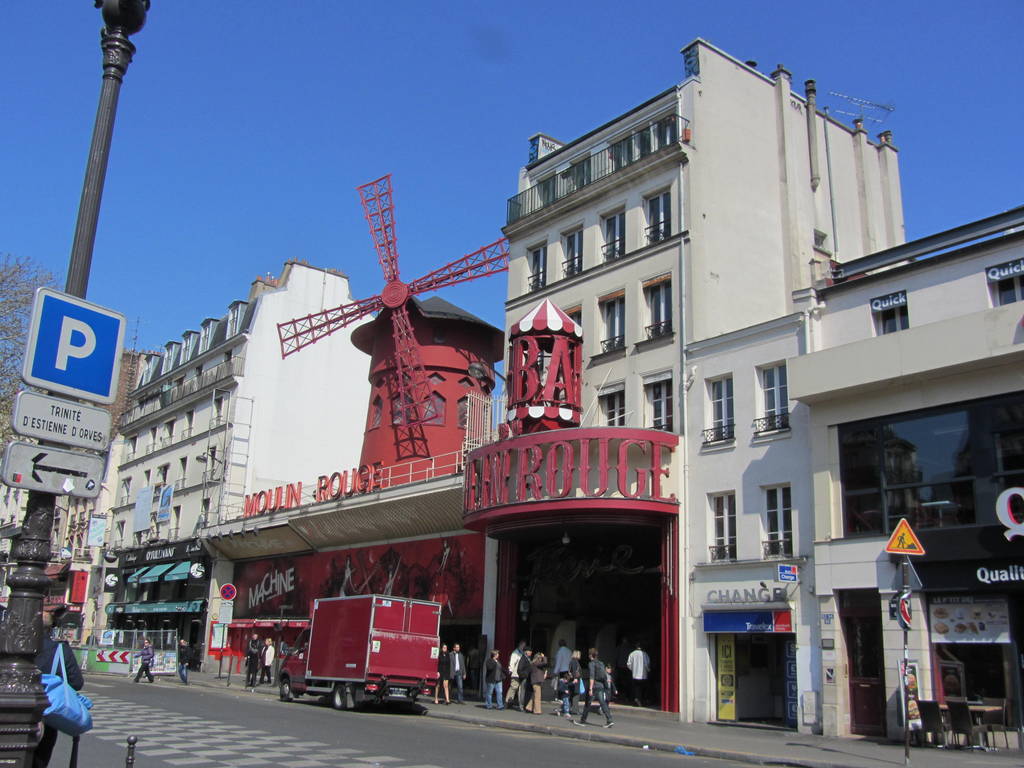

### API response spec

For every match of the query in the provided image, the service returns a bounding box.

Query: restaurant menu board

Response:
[928,596,1010,644]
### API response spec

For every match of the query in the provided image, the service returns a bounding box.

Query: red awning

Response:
[227,619,309,631]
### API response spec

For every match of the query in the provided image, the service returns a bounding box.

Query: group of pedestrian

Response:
[245,633,277,689]
[132,637,198,685]
[433,642,468,704]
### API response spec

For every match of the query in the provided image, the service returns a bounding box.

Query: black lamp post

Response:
[0,3,149,764]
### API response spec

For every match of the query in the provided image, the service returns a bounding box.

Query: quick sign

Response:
[1,440,105,498]
[22,288,125,404]
[11,391,112,450]
[986,257,1024,282]
[869,290,907,313]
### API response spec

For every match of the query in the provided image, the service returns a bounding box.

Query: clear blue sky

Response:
[3,1,1021,352]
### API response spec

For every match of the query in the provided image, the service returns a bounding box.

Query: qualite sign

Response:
[1,440,105,498]
[21,288,125,404]
[11,391,112,451]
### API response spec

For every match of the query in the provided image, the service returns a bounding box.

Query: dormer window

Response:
[160,343,180,375]
[181,331,198,361]
[227,302,247,336]
[199,319,215,353]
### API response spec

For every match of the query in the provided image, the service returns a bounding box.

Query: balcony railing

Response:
[762,538,793,559]
[528,273,546,292]
[702,423,735,444]
[601,335,625,353]
[562,258,582,278]
[121,357,243,428]
[602,239,625,262]
[645,320,673,340]
[646,221,671,244]
[507,114,688,224]
[709,543,737,562]
[753,412,790,434]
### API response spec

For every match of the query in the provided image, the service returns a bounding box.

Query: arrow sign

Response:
[2,440,104,499]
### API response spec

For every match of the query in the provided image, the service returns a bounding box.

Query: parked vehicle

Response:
[278,594,441,709]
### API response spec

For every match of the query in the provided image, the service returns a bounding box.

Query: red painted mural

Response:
[232,533,485,621]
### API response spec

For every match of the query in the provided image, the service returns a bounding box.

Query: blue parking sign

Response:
[22,288,125,404]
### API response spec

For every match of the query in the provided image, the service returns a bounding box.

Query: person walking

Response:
[244,633,261,689]
[177,638,193,685]
[504,640,526,710]
[133,638,155,683]
[627,642,651,706]
[551,639,571,702]
[482,649,505,709]
[554,671,575,721]
[515,647,533,710]
[259,637,276,685]
[449,642,466,704]
[567,649,584,715]
[435,643,451,704]
[575,647,613,728]
[524,651,548,714]
[34,608,84,768]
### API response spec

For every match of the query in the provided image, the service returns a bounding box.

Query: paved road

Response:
[50,677,747,768]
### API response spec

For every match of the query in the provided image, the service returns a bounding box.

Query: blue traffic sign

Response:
[777,563,799,582]
[21,288,125,404]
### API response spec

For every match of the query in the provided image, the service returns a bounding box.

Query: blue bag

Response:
[41,646,93,736]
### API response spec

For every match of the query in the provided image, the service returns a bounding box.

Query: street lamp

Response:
[0,3,150,762]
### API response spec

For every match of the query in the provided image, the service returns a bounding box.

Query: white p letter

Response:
[55,318,96,371]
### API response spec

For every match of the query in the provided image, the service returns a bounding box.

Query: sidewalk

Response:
[108,671,1023,768]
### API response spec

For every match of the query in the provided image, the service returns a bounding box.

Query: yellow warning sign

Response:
[885,518,926,556]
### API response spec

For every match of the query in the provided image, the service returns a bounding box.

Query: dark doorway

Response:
[840,589,886,736]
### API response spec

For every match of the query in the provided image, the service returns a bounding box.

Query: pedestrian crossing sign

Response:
[885,518,926,556]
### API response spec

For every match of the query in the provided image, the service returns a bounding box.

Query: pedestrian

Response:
[568,649,584,715]
[34,608,84,768]
[554,671,575,721]
[614,637,632,703]
[133,638,155,683]
[449,642,466,704]
[435,643,451,704]
[482,649,505,709]
[515,647,533,710]
[504,640,526,710]
[177,638,193,685]
[551,639,571,702]
[524,651,548,714]
[575,647,613,728]
[244,633,260,688]
[259,637,275,685]
[627,642,651,706]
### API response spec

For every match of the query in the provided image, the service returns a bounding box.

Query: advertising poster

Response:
[132,486,154,533]
[929,596,1010,644]
[87,516,106,547]
[716,634,736,721]
[232,533,485,620]
[156,485,174,523]
[901,661,922,730]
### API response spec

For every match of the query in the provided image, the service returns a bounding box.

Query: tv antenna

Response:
[828,90,895,124]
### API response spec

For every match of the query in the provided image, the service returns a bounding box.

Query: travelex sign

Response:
[22,288,125,404]
[869,290,907,313]
[703,610,793,633]
[986,257,1024,282]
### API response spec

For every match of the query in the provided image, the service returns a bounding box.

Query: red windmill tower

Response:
[277,174,508,463]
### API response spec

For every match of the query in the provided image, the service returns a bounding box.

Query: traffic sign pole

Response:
[901,556,911,768]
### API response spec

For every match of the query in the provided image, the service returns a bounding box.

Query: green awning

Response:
[163,561,191,581]
[139,563,175,582]
[126,567,153,583]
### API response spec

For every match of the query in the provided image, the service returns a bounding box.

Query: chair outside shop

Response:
[917,700,948,747]
[947,700,987,749]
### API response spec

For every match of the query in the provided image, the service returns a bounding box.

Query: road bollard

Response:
[124,735,138,766]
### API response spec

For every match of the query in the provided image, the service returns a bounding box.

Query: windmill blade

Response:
[356,174,401,283]
[277,295,384,359]
[408,238,510,296]
[389,303,438,426]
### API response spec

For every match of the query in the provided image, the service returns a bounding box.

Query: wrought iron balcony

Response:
[601,335,625,353]
[602,239,625,262]
[709,543,737,562]
[753,412,789,433]
[646,221,671,244]
[121,357,243,428]
[762,538,793,559]
[528,273,546,292]
[645,320,672,340]
[562,257,582,278]
[702,423,735,444]
[507,114,688,225]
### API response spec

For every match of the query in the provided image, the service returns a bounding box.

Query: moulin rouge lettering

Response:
[242,462,386,517]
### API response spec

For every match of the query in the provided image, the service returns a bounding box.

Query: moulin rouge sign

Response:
[243,463,386,517]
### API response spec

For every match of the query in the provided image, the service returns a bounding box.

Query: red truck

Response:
[278,594,441,709]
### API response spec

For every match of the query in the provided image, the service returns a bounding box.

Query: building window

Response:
[370,396,383,429]
[457,396,469,430]
[178,457,188,483]
[160,344,178,375]
[646,378,673,431]
[563,229,583,277]
[704,377,734,443]
[391,393,444,426]
[227,302,246,336]
[875,305,909,334]
[994,275,1024,306]
[603,212,625,261]
[600,390,626,426]
[643,277,672,338]
[755,364,789,432]
[599,293,625,352]
[764,486,792,558]
[565,306,582,331]
[182,332,197,361]
[199,319,214,353]
[162,419,175,445]
[213,395,225,425]
[646,191,671,243]
[116,520,125,545]
[528,245,547,291]
[710,493,737,561]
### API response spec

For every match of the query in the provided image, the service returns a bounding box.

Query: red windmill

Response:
[277,174,509,456]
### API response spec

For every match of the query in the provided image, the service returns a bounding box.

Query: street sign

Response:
[897,591,912,630]
[11,390,112,451]
[1,440,105,498]
[21,288,125,404]
[220,583,237,601]
[885,518,926,556]
[777,564,799,583]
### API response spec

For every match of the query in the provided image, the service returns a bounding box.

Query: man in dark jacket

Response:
[449,643,467,704]
[34,609,84,768]
[524,652,548,714]
[177,639,194,685]
[515,647,533,711]
[133,639,155,683]
[244,633,260,688]
[576,647,613,728]
[482,649,505,709]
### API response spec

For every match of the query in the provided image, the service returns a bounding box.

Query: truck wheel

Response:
[331,684,346,710]
[279,677,294,702]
